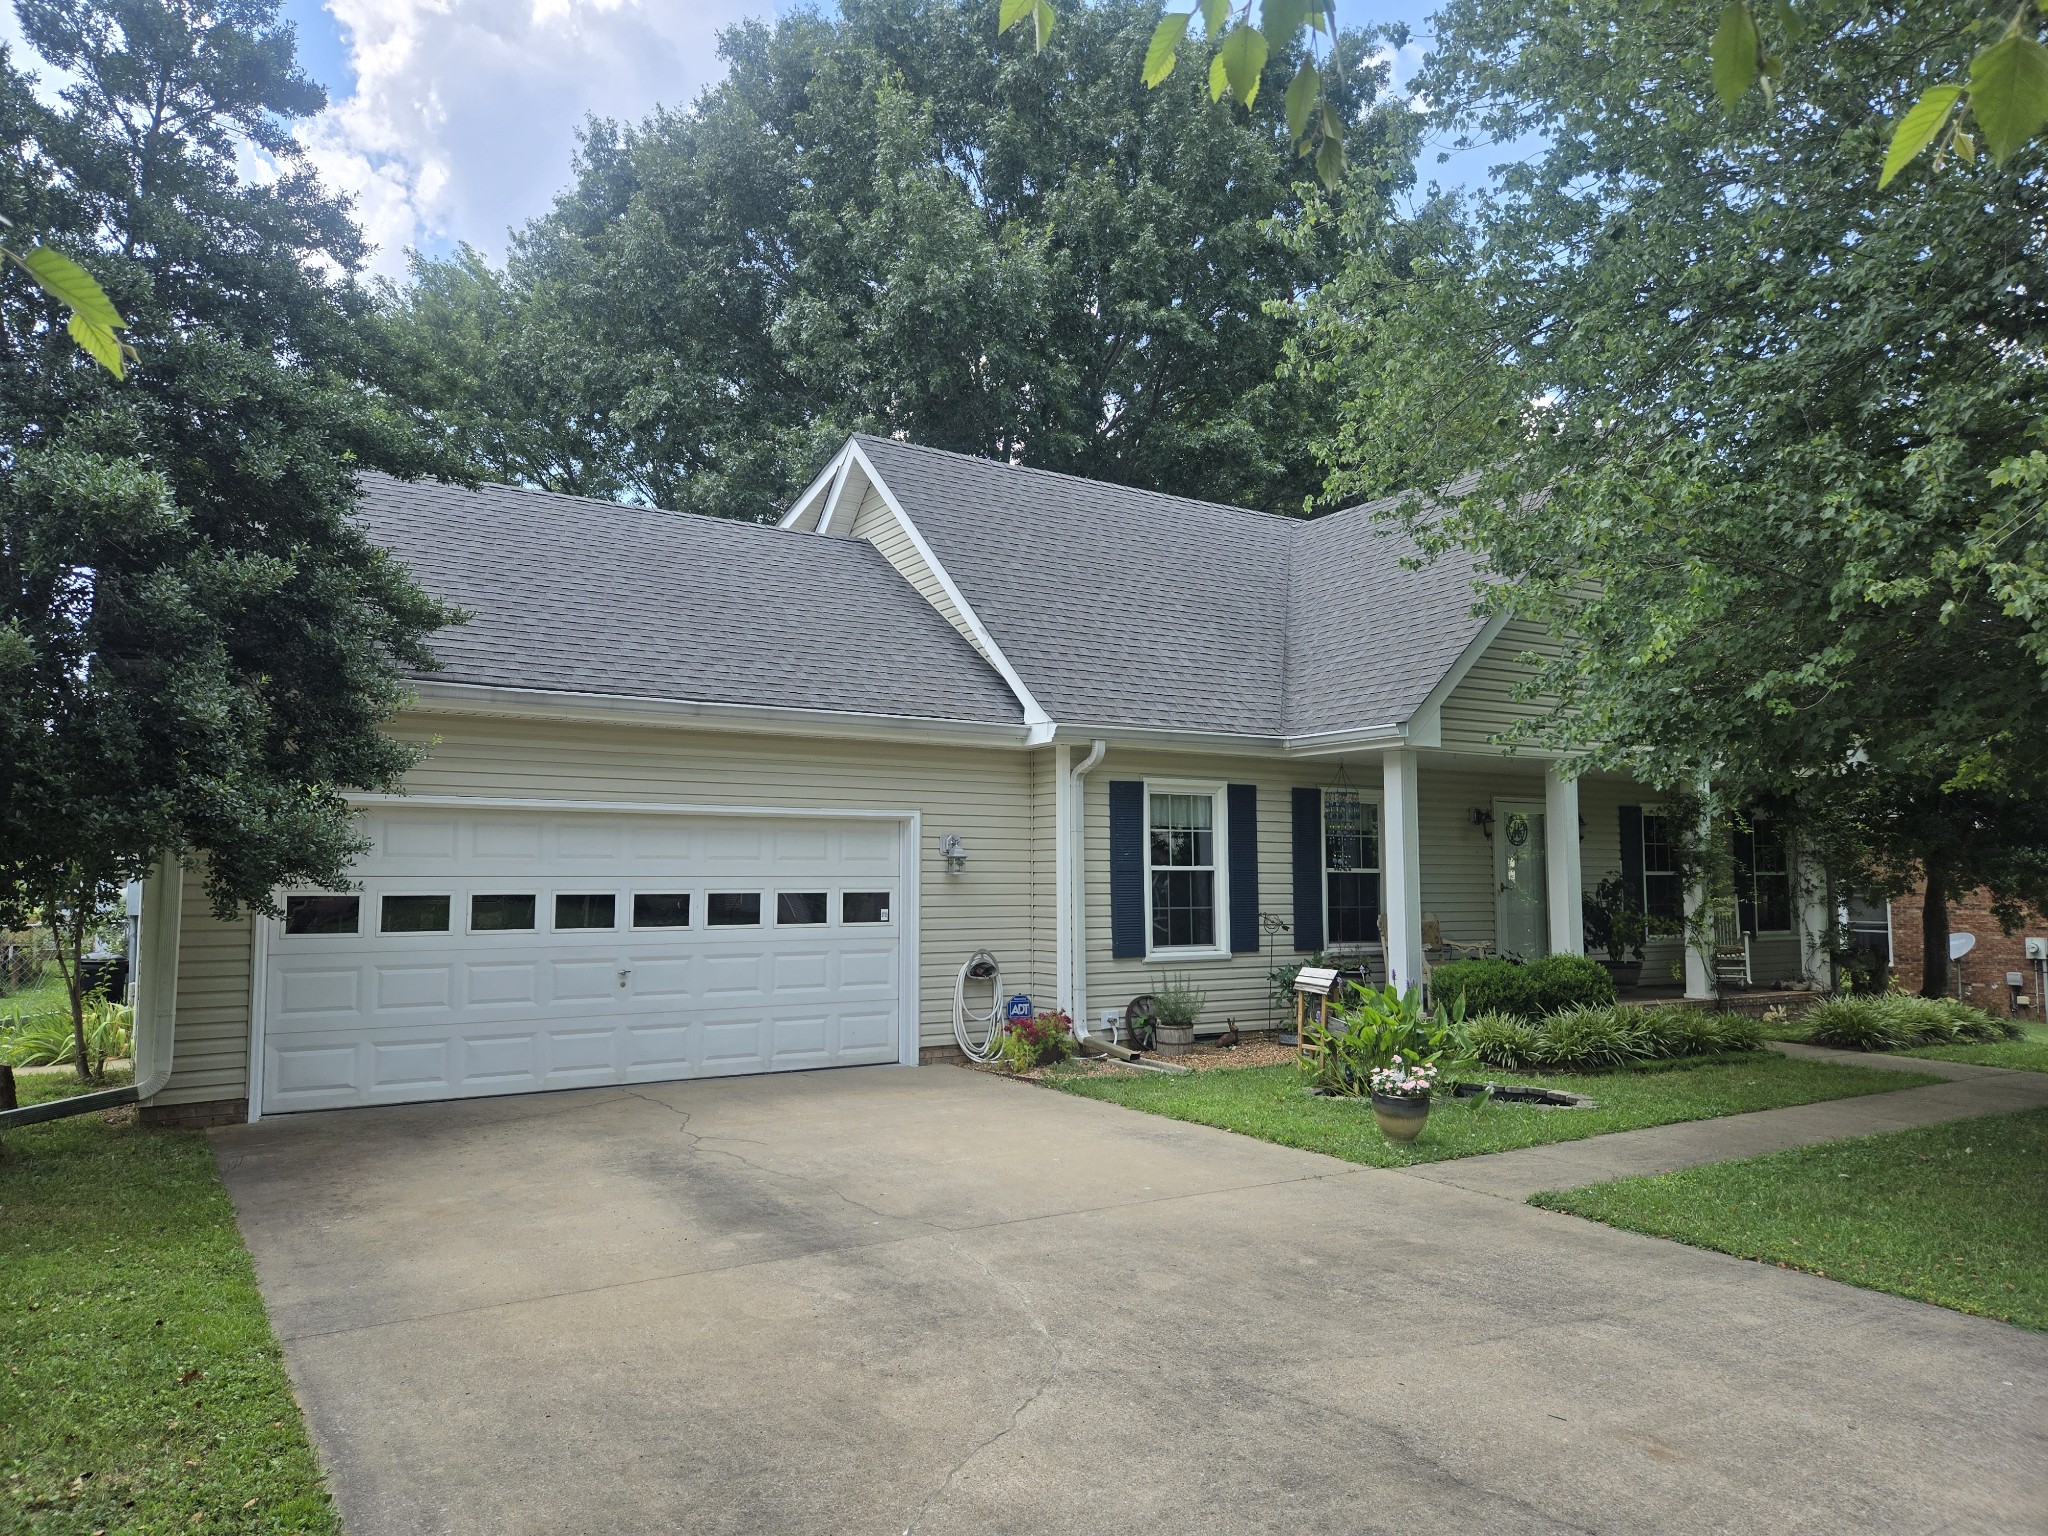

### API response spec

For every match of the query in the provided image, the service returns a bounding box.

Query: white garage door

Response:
[259,806,908,1114]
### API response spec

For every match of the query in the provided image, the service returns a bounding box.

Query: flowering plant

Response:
[1367,1056,1438,1100]
[998,1008,1076,1072]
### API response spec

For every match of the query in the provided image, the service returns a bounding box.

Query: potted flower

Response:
[1367,1055,1438,1143]
[1583,874,1648,993]
[1147,974,1204,1057]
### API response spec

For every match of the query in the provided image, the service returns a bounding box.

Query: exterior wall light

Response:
[939,834,968,873]
[1469,808,1495,840]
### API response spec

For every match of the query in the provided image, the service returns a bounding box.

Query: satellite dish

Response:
[1950,932,1977,961]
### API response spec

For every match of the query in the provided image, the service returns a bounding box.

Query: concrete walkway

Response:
[213,1063,2048,1535]
[1399,1043,2048,1201]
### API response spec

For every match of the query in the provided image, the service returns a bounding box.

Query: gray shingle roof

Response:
[356,473,1024,726]
[847,436,1489,736]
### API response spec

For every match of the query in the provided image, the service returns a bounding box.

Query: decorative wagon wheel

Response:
[1124,994,1160,1053]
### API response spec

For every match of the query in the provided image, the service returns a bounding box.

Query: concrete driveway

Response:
[212,1066,2048,1535]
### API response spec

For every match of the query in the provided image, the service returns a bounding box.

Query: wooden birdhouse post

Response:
[1293,965,1339,1065]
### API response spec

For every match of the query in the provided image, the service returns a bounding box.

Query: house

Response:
[132,437,1836,1125]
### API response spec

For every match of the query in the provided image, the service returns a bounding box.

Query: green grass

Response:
[1,1070,339,1533]
[1,975,69,1022]
[1533,1108,2048,1331]
[1042,1054,1938,1168]
[1764,1008,2048,1072]
[1901,1022,2048,1073]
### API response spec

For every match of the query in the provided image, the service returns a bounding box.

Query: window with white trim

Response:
[1147,789,1220,953]
[1322,789,1380,946]
[1734,817,1791,933]
[1640,810,1683,923]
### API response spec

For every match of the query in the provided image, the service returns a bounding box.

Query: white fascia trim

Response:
[817,455,865,538]
[346,792,919,821]
[844,440,1052,730]
[405,680,1032,747]
[779,446,848,532]
[1038,720,1414,756]
[1401,610,1513,748]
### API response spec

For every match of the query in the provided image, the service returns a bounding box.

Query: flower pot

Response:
[1371,1091,1430,1143]
[1153,1022,1196,1057]
[1599,959,1644,994]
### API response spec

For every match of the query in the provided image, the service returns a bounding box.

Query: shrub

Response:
[997,1009,1075,1072]
[1430,958,1538,1020]
[1527,1005,1656,1070]
[1526,954,1618,1014]
[0,998,132,1071]
[1460,1011,1540,1070]
[1303,984,1468,1096]
[1805,997,1915,1052]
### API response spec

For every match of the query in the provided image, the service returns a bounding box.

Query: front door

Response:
[1494,799,1550,960]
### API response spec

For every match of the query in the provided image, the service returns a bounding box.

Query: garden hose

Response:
[952,951,1005,1062]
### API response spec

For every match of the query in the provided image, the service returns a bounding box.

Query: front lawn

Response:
[1533,1107,2048,1331]
[0,1071,338,1533]
[1043,1053,1937,1168]
[1901,1022,2048,1073]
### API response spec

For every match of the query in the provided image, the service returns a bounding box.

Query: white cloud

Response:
[298,0,771,280]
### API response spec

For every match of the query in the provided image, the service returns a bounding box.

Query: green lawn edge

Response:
[1531,1106,2048,1332]
[0,1071,339,1534]
[1040,1053,1938,1169]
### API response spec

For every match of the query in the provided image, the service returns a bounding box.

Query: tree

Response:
[1297,0,2048,997]
[1,0,458,1082]
[373,0,1415,519]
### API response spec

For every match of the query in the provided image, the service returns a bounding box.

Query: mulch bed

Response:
[966,1034,1299,1082]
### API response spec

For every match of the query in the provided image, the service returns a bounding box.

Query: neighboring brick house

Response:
[1887,881,2048,1021]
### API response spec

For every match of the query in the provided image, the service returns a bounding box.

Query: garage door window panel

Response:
[554,893,617,930]
[708,892,762,927]
[381,894,451,934]
[285,895,359,935]
[776,892,828,925]
[842,891,891,924]
[471,894,537,932]
[632,893,692,929]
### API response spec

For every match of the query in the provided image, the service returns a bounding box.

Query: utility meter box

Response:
[2027,937,2048,961]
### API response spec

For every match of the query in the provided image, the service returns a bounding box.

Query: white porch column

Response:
[1544,762,1584,957]
[1382,749,1425,994]
[1683,801,1716,1000]
[1796,842,1834,993]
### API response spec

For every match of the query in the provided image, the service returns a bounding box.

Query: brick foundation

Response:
[918,1043,969,1066]
[1888,883,2048,1018]
[140,1097,248,1129]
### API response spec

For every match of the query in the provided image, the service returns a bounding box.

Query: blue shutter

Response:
[1227,784,1258,953]
[1109,781,1145,959]
[1618,805,1645,907]
[1291,787,1323,953]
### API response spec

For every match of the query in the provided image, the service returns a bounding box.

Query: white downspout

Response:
[1068,739,1107,1033]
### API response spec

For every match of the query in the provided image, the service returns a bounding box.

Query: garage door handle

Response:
[617,968,633,988]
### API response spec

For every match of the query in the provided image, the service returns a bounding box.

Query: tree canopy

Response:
[1297,0,2048,990]
[0,0,458,1072]
[374,0,1415,520]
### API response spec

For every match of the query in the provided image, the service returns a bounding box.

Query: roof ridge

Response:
[850,433,1308,527]
[357,468,830,546]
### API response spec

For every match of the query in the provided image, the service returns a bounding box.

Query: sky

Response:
[6,1,1500,283]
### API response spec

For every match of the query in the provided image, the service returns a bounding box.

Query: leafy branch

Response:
[1708,1,2048,185]
[0,214,134,377]
[999,0,1350,188]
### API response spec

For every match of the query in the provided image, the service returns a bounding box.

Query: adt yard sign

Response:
[1006,994,1035,1025]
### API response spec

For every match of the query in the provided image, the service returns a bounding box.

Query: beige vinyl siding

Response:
[849,485,995,668]
[158,861,255,1105]
[1438,618,1562,751]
